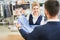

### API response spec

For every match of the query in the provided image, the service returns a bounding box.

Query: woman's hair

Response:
[32,2,40,9]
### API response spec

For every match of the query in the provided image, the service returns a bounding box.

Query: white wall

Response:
[38,0,47,3]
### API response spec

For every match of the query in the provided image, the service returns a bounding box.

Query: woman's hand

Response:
[16,23,21,29]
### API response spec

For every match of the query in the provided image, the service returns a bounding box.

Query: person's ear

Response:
[45,9,49,17]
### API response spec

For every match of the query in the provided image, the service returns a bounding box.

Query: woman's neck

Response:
[33,13,39,17]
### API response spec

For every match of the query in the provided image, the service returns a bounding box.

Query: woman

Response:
[29,2,44,25]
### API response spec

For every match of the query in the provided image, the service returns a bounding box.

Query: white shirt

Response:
[26,14,45,25]
[32,14,45,25]
[45,19,60,24]
[32,14,39,24]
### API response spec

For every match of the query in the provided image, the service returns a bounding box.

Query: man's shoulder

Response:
[34,24,47,30]
[36,22,60,30]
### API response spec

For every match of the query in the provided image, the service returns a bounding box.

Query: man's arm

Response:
[26,26,42,40]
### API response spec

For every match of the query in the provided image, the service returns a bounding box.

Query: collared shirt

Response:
[17,14,33,33]
[46,19,60,24]
[32,14,39,24]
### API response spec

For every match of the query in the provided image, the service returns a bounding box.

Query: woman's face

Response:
[32,6,40,14]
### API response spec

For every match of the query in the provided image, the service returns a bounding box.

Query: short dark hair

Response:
[45,1,59,16]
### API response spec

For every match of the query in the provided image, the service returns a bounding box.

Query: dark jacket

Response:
[26,22,60,40]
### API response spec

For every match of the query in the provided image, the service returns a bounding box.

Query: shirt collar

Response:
[47,19,60,22]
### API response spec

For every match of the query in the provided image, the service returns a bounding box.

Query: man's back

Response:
[27,22,60,40]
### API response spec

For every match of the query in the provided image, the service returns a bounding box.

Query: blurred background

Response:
[0,0,60,40]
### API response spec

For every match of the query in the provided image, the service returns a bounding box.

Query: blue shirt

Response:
[17,14,33,33]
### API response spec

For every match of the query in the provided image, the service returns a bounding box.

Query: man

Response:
[26,0,60,40]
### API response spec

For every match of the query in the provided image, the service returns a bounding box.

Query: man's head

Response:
[44,1,59,19]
